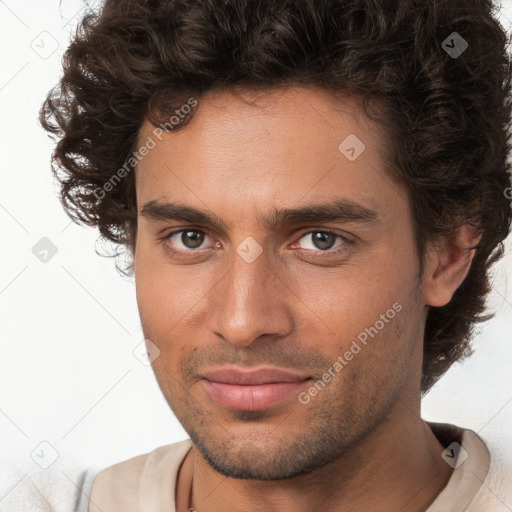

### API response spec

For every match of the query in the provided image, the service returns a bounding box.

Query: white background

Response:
[0,0,511,509]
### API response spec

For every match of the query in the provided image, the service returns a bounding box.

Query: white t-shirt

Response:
[1,421,509,510]
[73,421,512,512]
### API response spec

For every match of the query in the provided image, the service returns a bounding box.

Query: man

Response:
[39,0,512,510]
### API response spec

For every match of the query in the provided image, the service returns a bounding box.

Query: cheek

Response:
[135,237,183,325]
[297,254,417,361]
[134,240,173,344]
[134,246,208,378]
[135,271,188,395]
[135,233,216,316]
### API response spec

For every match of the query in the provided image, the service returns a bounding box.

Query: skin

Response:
[133,86,478,512]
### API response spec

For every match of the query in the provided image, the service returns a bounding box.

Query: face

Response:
[134,86,426,480]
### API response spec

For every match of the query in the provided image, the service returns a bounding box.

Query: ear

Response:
[422,223,481,308]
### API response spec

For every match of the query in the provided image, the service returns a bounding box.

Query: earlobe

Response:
[423,225,480,308]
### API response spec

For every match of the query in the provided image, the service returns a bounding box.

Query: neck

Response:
[188,410,453,512]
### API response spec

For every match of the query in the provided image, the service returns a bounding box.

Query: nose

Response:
[208,244,294,348]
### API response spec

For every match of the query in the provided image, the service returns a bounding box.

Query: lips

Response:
[200,366,310,385]
[200,366,312,410]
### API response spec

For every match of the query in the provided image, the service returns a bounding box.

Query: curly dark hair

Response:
[39,0,512,395]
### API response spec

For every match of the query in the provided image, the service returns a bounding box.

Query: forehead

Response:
[134,86,403,226]
[137,86,384,159]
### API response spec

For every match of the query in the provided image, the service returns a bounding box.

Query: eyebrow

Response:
[140,198,380,231]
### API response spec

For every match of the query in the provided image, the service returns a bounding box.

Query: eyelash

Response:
[159,228,353,259]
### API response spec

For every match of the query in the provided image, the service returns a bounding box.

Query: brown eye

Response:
[312,232,337,250]
[164,230,208,250]
[298,231,344,251]
[180,230,205,249]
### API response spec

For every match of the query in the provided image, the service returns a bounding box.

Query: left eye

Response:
[296,231,345,251]
[164,230,210,250]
